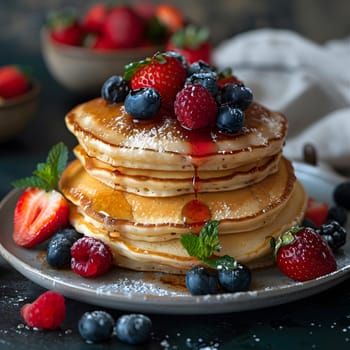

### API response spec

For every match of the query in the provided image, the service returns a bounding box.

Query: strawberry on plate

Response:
[0,65,31,99]
[304,197,329,227]
[124,52,187,111]
[272,227,337,282]
[12,143,70,248]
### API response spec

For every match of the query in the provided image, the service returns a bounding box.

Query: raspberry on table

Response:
[70,236,114,278]
[20,291,66,330]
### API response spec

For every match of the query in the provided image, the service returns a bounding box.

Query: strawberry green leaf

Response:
[123,57,152,81]
[12,142,68,192]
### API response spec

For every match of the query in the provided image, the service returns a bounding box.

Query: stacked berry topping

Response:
[101,51,252,132]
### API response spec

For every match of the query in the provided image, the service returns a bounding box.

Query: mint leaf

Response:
[181,220,238,270]
[180,220,221,261]
[12,142,68,191]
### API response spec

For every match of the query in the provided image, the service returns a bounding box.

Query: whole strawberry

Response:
[48,10,83,46]
[273,227,337,282]
[166,25,212,64]
[174,84,218,129]
[124,52,187,111]
[0,65,31,99]
[103,6,145,48]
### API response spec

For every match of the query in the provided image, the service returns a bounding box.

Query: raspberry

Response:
[71,236,113,277]
[20,291,66,330]
[174,84,218,130]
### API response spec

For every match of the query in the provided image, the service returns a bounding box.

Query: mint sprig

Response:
[180,220,237,270]
[12,142,68,192]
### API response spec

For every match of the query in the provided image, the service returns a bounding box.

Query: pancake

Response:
[65,98,287,172]
[69,181,306,274]
[60,157,297,239]
[74,145,281,197]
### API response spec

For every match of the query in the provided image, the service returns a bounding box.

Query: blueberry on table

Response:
[46,227,82,268]
[115,314,152,345]
[78,310,114,343]
[101,75,129,103]
[124,87,161,120]
[217,263,251,293]
[185,265,218,295]
[216,105,244,133]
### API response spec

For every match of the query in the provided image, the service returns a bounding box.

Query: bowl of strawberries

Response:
[41,2,189,95]
[0,65,39,143]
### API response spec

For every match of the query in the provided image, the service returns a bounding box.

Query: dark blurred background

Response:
[1,0,350,55]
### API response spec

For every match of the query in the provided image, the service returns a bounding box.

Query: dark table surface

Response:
[1,43,350,350]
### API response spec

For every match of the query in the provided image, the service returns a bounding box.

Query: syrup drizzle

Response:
[181,129,216,231]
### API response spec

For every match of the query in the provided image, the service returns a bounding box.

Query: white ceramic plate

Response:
[0,162,349,314]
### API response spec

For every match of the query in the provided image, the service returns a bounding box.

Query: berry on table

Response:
[70,236,114,278]
[217,263,251,292]
[185,265,218,295]
[115,314,152,345]
[216,105,244,133]
[273,227,337,282]
[78,310,114,343]
[101,75,130,103]
[174,84,218,130]
[124,87,161,120]
[21,291,66,330]
[46,227,82,268]
[316,220,347,252]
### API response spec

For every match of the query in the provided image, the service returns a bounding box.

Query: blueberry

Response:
[334,181,350,210]
[220,84,253,110]
[186,71,218,96]
[101,75,129,103]
[217,263,251,292]
[124,88,161,120]
[115,314,152,345]
[327,206,348,226]
[46,228,82,268]
[78,310,114,343]
[216,105,244,133]
[316,220,347,252]
[187,61,213,75]
[185,266,218,295]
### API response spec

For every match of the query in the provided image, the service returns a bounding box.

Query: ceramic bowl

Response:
[0,81,40,143]
[41,28,163,95]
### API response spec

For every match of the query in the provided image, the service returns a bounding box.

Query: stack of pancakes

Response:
[60,98,307,274]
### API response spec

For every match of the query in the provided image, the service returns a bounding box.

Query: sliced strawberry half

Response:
[13,188,69,248]
[304,197,329,227]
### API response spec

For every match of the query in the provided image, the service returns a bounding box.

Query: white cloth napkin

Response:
[213,29,350,171]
